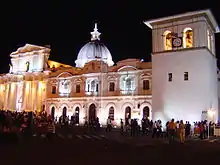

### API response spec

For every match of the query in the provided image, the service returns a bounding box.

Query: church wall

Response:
[152,48,218,124]
[45,96,152,126]
[47,68,152,98]
[45,66,153,126]
[19,80,46,112]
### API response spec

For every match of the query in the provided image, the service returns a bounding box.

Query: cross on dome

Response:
[91,23,101,41]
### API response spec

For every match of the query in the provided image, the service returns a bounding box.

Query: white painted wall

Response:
[11,54,45,73]
[152,48,218,125]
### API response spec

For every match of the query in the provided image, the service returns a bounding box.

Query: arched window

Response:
[183,27,193,48]
[163,30,172,51]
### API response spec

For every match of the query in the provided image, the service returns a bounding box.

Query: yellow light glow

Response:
[48,60,72,69]
[208,109,215,116]
[0,85,5,92]
[25,82,30,93]
[183,27,193,48]
[163,30,172,51]
[11,83,16,92]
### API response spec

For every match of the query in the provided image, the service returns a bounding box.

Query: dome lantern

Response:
[75,23,114,68]
[90,23,101,41]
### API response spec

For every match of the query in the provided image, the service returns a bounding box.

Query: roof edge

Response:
[144,9,219,33]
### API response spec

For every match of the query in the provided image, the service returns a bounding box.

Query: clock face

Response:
[173,38,182,47]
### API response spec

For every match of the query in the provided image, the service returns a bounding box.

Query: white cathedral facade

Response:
[0,9,219,127]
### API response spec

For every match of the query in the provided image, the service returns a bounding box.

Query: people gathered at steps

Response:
[119,117,217,144]
[0,109,218,144]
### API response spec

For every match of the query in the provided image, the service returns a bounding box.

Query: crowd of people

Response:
[110,117,218,144]
[0,110,61,143]
[0,109,219,144]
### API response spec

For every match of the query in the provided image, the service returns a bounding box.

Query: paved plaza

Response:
[0,127,220,165]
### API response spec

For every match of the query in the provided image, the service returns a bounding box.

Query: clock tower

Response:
[144,9,220,124]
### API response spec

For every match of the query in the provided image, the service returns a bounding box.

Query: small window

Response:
[143,80,150,90]
[76,84,80,93]
[52,86,56,94]
[184,72,189,81]
[168,73,172,82]
[109,82,115,92]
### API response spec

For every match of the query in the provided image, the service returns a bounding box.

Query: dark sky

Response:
[0,0,220,73]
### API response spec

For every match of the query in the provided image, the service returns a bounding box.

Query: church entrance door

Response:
[51,106,55,119]
[75,107,80,124]
[89,104,96,122]
[143,106,150,119]
[125,106,131,125]
[62,107,67,117]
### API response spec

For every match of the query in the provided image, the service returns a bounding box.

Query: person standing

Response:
[106,117,111,132]
[168,119,176,144]
[179,120,185,144]
[120,119,124,134]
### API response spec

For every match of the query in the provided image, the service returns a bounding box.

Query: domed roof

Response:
[75,23,114,68]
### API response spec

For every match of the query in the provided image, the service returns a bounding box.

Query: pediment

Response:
[139,72,152,78]
[73,78,83,83]
[57,72,73,78]
[10,44,50,57]
[106,75,117,81]
[117,65,137,72]
[49,79,58,85]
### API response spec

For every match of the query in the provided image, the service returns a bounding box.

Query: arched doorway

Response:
[125,106,131,125]
[62,106,67,117]
[109,106,114,121]
[75,107,80,124]
[143,106,150,119]
[51,106,55,119]
[89,104,96,121]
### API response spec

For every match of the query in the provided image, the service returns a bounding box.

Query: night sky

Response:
[0,1,220,73]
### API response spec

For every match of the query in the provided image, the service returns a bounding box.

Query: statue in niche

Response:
[25,61,30,72]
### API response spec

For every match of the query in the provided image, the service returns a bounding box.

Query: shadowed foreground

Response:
[0,135,220,165]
